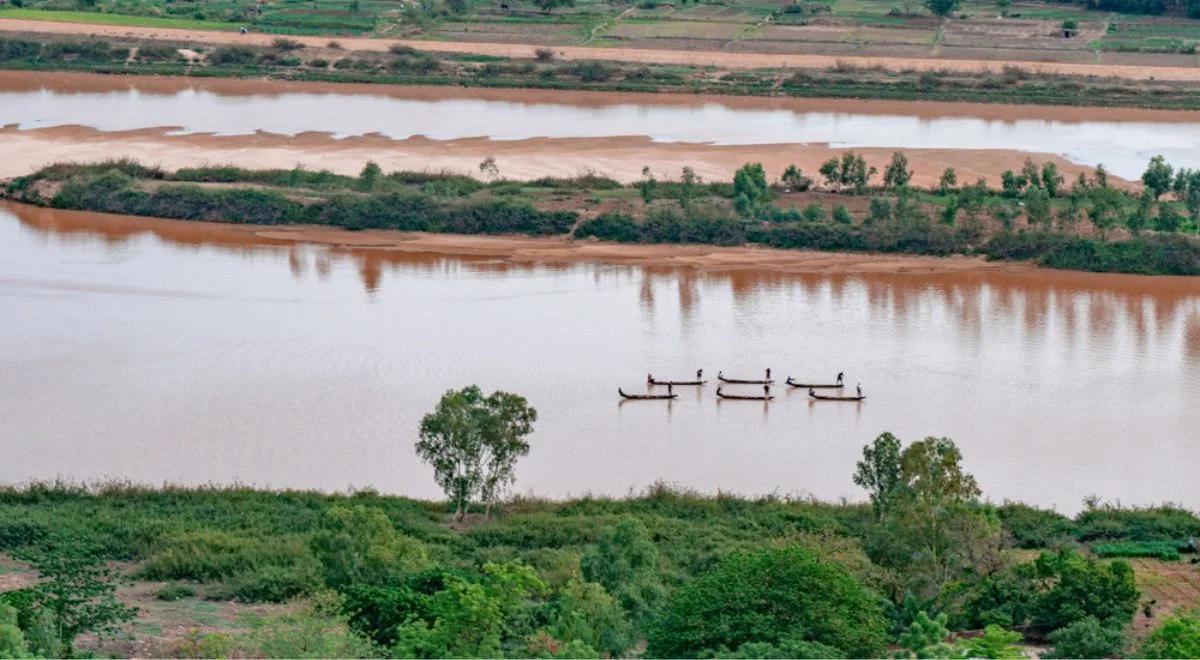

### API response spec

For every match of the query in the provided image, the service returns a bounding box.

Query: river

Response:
[4,71,1200,179]
[2,203,1198,512]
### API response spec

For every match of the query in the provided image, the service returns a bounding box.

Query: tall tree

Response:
[1142,155,1174,200]
[853,432,903,520]
[925,0,960,16]
[733,162,769,217]
[416,386,537,520]
[883,151,913,189]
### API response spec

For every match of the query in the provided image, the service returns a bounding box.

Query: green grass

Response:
[0,7,238,30]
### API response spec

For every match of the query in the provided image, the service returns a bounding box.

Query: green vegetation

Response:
[1092,541,1183,560]
[9,155,1200,276]
[7,33,1200,110]
[1138,610,1200,658]
[0,424,1191,657]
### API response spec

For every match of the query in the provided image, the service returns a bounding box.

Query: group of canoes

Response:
[618,369,866,402]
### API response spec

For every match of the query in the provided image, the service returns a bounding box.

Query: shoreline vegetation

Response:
[6,32,1200,110]
[7,157,1200,276]
[0,431,1197,658]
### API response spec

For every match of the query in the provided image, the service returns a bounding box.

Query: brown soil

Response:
[5,17,1200,81]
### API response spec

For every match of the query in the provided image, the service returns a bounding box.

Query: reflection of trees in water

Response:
[13,203,1200,364]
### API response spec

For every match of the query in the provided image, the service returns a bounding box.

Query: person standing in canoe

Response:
[837,372,844,385]
[856,383,863,397]
[765,368,771,381]
[696,369,703,380]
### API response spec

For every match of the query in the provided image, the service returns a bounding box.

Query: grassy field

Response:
[5,0,1200,63]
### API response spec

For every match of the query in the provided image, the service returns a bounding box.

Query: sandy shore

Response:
[4,17,1200,82]
[0,125,1102,186]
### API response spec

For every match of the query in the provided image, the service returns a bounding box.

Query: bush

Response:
[1046,616,1125,658]
[135,43,181,62]
[535,47,555,61]
[647,545,890,658]
[997,503,1074,548]
[575,213,639,243]
[0,38,41,62]
[1138,610,1200,658]
[228,564,321,603]
[209,46,258,66]
[156,583,197,601]
[571,61,613,83]
[272,38,304,51]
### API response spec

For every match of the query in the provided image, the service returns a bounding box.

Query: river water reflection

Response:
[2,203,1198,512]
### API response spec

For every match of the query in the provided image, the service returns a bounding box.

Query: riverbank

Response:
[6,27,1200,111]
[7,159,1200,276]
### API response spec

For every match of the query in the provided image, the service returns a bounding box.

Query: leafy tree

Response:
[393,562,545,657]
[1173,168,1200,222]
[1093,163,1110,188]
[883,151,913,189]
[647,545,890,658]
[832,204,854,224]
[781,164,811,192]
[13,540,137,656]
[1020,158,1042,191]
[416,385,537,520]
[1142,155,1174,200]
[957,625,1026,658]
[310,505,430,589]
[925,0,960,16]
[1127,191,1153,235]
[938,167,958,195]
[841,152,877,193]
[542,580,635,657]
[1138,610,1200,658]
[580,518,664,629]
[733,162,769,217]
[0,604,29,658]
[478,156,500,180]
[1031,549,1138,629]
[1045,616,1125,658]
[853,432,902,520]
[359,161,382,191]
[895,610,959,658]
[860,436,1002,602]
[533,0,575,13]
[1024,186,1052,228]
[639,166,657,204]
[1154,202,1184,233]
[1000,170,1025,198]
[1087,185,1124,237]
[819,158,841,189]
[679,166,700,210]
[1041,162,1063,197]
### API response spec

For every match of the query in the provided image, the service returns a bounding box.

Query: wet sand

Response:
[0,125,1103,186]
[4,17,1200,81]
[6,70,1200,124]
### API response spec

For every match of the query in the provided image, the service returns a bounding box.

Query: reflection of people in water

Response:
[763,385,770,397]
[857,383,863,397]
[809,388,815,396]
[837,372,844,385]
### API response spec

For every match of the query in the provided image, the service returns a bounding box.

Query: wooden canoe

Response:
[619,388,677,400]
[716,387,774,401]
[648,377,707,386]
[717,372,774,385]
[785,377,844,389]
[808,390,865,401]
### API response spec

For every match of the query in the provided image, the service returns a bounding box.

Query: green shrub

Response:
[647,545,889,658]
[575,213,639,243]
[1074,505,1200,543]
[136,43,181,62]
[209,46,259,66]
[1138,610,1200,658]
[0,519,50,550]
[0,38,42,61]
[997,503,1074,548]
[1046,616,1125,658]
[228,564,321,603]
[156,583,197,601]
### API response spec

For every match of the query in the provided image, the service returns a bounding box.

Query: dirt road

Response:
[5,16,1200,81]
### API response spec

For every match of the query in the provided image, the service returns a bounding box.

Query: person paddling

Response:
[837,372,844,385]
[765,368,772,381]
[856,383,863,398]
[696,369,703,380]
[668,384,674,396]
[647,373,653,384]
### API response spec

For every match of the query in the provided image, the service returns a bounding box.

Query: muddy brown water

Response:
[2,203,1198,511]
[5,71,1200,179]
